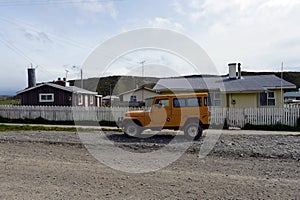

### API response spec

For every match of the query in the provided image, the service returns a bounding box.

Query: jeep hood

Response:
[125,110,147,117]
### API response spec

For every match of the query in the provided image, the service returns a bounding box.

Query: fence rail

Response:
[0,105,299,128]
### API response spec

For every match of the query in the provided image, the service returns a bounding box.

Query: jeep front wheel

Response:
[123,122,142,137]
[184,122,203,140]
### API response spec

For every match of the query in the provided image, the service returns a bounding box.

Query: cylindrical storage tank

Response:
[27,68,36,88]
[228,63,237,79]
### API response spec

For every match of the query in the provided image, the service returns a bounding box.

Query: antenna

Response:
[138,60,146,103]
[138,60,146,78]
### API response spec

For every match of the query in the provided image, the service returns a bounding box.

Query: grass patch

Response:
[0,124,77,132]
[0,100,20,105]
[0,116,118,127]
[287,134,300,136]
[0,124,122,132]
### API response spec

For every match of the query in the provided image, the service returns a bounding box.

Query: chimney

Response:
[228,63,237,79]
[27,68,36,88]
[238,63,242,79]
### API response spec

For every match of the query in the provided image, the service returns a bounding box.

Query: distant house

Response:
[153,63,296,108]
[102,95,120,106]
[284,89,300,104]
[17,68,101,107]
[17,82,101,107]
[118,86,157,103]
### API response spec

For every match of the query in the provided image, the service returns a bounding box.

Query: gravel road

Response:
[0,129,299,199]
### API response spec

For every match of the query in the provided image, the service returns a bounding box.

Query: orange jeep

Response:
[120,93,210,140]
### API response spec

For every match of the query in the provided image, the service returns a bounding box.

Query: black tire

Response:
[184,122,203,140]
[123,121,142,138]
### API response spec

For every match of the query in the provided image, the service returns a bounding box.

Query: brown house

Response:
[17,83,100,107]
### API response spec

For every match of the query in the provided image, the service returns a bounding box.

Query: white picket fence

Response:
[0,105,299,128]
[0,105,143,122]
[210,107,300,127]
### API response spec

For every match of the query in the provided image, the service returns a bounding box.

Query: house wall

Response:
[19,85,97,107]
[19,85,73,106]
[72,93,96,107]
[227,93,258,108]
[122,90,157,102]
[226,90,284,108]
[156,89,285,108]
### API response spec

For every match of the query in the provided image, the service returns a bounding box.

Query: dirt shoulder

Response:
[0,130,299,199]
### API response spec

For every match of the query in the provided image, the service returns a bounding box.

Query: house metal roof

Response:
[284,90,300,97]
[17,83,97,95]
[118,87,156,96]
[153,75,296,93]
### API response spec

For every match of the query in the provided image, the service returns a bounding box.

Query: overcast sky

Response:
[0,0,299,95]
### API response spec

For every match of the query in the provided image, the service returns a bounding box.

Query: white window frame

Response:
[78,94,83,105]
[259,91,276,106]
[208,92,221,106]
[39,93,54,102]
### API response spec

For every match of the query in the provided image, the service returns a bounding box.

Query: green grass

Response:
[0,100,20,105]
[287,134,300,137]
[0,124,122,132]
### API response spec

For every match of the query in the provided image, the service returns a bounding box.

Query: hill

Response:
[69,76,159,96]
[69,71,300,96]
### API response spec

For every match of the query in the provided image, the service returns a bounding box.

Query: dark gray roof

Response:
[17,83,97,95]
[153,75,296,93]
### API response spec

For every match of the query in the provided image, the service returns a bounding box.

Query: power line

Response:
[0,16,93,50]
[0,16,139,67]
[0,0,124,7]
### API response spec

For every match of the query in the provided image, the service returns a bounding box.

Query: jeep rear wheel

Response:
[123,122,142,137]
[184,122,203,140]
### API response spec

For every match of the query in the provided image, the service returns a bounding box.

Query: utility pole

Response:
[65,69,69,81]
[138,60,146,104]
[80,69,83,88]
[281,62,284,108]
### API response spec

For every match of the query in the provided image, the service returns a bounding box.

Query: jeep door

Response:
[147,98,171,128]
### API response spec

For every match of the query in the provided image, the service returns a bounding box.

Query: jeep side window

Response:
[173,98,185,108]
[187,98,202,107]
[155,99,169,107]
[204,97,208,106]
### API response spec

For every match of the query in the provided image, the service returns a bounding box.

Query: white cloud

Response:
[148,17,184,32]
[171,0,300,71]
[76,0,118,19]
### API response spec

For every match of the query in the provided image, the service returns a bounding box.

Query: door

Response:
[149,98,171,128]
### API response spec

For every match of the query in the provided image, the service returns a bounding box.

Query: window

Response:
[259,91,275,106]
[39,93,54,102]
[130,95,137,102]
[204,97,208,106]
[78,94,83,105]
[155,99,169,107]
[187,98,201,107]
[208,93,221,106]
[173,97,202,108]
[90,96,94,105]
[173,98,185,107]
